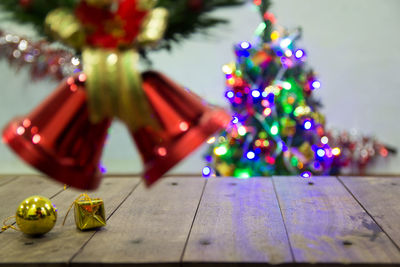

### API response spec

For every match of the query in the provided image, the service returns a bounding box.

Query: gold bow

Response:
[63,193,104,227]
[45,0,168,131]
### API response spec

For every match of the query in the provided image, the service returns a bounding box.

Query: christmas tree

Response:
[204,0,395,178]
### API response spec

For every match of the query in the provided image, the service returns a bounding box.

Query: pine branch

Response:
[0,0,246,51]
[0,0,78,33]
[155,0,246,49]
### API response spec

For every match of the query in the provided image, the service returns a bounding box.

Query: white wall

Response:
[0,0,399,175]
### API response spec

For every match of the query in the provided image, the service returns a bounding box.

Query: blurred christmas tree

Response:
[203,0,395,178]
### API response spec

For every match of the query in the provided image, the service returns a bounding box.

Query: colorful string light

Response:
[204,1,395,178]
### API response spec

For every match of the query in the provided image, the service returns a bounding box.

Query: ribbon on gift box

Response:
[63,193,106,230]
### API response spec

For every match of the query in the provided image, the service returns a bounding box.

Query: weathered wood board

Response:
[0,177,140,266]
[272,176,400,264]
[183,177,293,265]
[1,175,400,267]
[340,176,400,250]
[72,177,206,266]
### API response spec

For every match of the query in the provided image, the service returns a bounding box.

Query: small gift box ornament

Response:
[74,197,106,230]
[64,193,106,231]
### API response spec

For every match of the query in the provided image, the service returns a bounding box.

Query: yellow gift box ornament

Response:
[64,193,106,231]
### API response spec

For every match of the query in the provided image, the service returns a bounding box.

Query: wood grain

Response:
[272,176,400,264]
[0,175,64,220]
[183,177,292,265]
[0,175,17,187]
[0,177,140,266]
[72,177,206,266]
[1,176,400,267]
[340,176,400,249]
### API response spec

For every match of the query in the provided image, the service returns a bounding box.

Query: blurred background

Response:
[1,0,399,175]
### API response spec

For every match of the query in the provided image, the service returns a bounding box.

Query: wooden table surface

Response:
[0,175,400,267]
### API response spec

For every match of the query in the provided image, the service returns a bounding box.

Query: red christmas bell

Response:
[132,71,231,186]
[2,74,111,190]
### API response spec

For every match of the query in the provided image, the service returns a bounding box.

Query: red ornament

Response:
[2,74,111,190]
[75,0,149,48]
[253,0,262,6]
[188,0,204,12]
[19,0,33,8]
[132,71,231,186]
[263,12,276,24]
[117,0,148,43]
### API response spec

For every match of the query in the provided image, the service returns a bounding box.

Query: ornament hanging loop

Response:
[1,215,19,233]
[62,193,95,226]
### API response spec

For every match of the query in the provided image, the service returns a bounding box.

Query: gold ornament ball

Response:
[15,195,57,235]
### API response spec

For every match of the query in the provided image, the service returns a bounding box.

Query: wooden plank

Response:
[183,177,292,265]
[0,175,64,220]
[72,177,206,266]
[0,177,141,266]
[0,175,17,187]
[272,176,400,264]
[340,176,400,249]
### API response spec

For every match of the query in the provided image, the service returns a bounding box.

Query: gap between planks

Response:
[272,176,400,264]
[68,178,143,265]
[179,178,209,263]
[182,177,293,266]
[0,175,19,187]
[2,175,400,267]
[71,177,206,266]
[338,176,400,253]
[272,176,296,262]
[0,176,141,266]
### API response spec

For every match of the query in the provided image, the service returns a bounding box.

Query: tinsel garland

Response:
[0,30,80,81]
